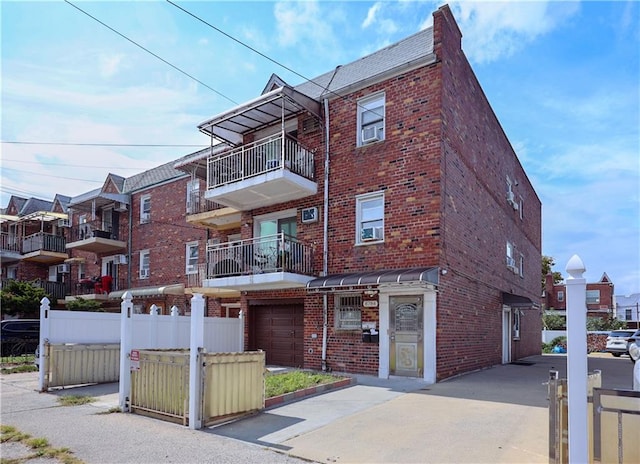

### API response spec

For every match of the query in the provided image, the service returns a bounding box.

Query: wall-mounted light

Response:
[441,269,448,275]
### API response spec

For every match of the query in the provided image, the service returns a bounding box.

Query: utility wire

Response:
[2,166,104,183]
[2,159,151,170]
[64,0,238,105]
[2,141,207,148]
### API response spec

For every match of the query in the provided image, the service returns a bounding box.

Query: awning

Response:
[502,292,539,309]
[198,85,322,146]
[109,284,185,299]
[306,267,439,290]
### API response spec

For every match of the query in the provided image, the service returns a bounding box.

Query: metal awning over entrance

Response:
[109,284,185,299]
[198,86,322,146]
[306,267,439,290]
[502,292,539,309]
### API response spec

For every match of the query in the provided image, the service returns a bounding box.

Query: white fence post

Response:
[149,304,158,348]
[38,297,50,392]
[238,310,245,352]
[565,254,588,464]
[170,305,179,348]
[189,293,205,429]
[119,292,134,412]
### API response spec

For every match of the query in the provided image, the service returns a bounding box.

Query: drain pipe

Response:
[321,97,330,371]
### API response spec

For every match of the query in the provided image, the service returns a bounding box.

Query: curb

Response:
[264,376,356,409]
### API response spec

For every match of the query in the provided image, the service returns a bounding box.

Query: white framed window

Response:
[586,290,600,304]
[7,265,17,279]
[357,93,385,146]
[506,241,516,269]
[519,196,524,220]
[140,195,151,224]
[356,191,384,244]
[139,250,150,279]
[78,263,86,280]
[335,294,362,330]
[557,290,564,302]
[519,253,524,277]
[186,179,200,214]
[186,241,198,275]
[513,310,521,340]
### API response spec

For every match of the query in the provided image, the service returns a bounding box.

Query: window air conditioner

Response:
[361,226,383,241]
[139,269,149,279]
[506,191,519,210]
[116,254,128,265]
[506,256,516,268]
[361,126,380,144]
[141,212,150,224]
[57,263,70,274]
[115,202,128,212]
[58,218,70,228]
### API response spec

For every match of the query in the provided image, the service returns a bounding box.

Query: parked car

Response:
[0,319,40,357]
[626,330,640,363]
[605,329,637,357]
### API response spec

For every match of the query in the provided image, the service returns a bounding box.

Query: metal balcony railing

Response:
[68,218,125,242]
[186,191,228,215]
[22,232,66,254]
[207,133,315,189]
[1,232,21,253]
[205,233,313,278]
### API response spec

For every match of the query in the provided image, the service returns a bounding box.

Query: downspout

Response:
[127,193,132,290]
[321,97,330,371]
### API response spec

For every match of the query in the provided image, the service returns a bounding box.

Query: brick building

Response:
[544,272,615,320]
[1,5,542,382]
[175,5,542,382]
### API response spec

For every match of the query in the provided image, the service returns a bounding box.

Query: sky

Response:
[1,1,638,295]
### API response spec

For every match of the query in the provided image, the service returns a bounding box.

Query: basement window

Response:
[335,294,362,330]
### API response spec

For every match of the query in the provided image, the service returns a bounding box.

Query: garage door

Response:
[252,304,304,367]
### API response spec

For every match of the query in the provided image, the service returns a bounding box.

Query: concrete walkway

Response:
[1,353,634,463]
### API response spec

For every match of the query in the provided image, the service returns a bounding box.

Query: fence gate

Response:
[548,370,640,463]
[43,342,120,390]
[129,349,190,425]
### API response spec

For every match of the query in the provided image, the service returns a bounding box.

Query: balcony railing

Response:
[68,219,124,242]
[206,233,313,278]
[207,133,314,189]
[22,232,66,254]
[1,232,21,253]
[186,191,227,215]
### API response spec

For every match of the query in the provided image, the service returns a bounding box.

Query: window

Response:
[7,265,17,279]
[626,309,632,321]
[140,195,151,224]
[586,290,600,304]
[519,253,524,277]
[139,250,150,279]
[335,294,362,330]
[506,242,516,269]
[519,197,524,220]
[78,263,86,280]
[186,242,198,275]
[357,93,385,146]
[557,291,564,302]
[356,191,384,244]
[186,179,200,214]
[512,310,521,340]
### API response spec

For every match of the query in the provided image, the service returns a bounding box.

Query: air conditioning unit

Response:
[115,254,128,265]
[139,269,149,279]
[506,256,516,269]
[140,212,150,224]
[361,126,380,144]
[57,263,70,274]
[361,226,383,241]
[58,218,71,228]
[506,191,519,210]
[115,202,128,212]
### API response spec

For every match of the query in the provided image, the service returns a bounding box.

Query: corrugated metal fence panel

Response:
[203,318,243,353]
[47,343,120,389]
[130,350,190,425]
[593,389,640,463]
[202,351,265,425]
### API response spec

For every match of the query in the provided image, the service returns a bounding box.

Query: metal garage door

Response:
[251,302,304,367]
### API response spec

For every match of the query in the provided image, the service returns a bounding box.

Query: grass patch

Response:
[265,370,346,398]
[1,425,84,464]
[0,354,35,365]
[57,395,96,407]
[1,364,38,374]
[95,407,121,415]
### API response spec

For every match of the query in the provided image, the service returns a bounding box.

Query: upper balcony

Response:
[1,232,22,263]
[205,133,317,211]
[186,192,241,231]
[203,233,314,291]
[66,219,126,254]
[21,232,68,264]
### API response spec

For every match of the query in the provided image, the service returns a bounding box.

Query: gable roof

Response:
[123,160,186,193]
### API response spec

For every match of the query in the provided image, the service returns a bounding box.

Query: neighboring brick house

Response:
[544,272,615,321]
[175,5,542,382]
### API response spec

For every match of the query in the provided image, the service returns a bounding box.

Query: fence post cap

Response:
[122,291,133,301]
[566,254,586,279]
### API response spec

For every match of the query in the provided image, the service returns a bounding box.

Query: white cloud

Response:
[362,2,382,29]
[99,53,125,78]
[448,1,580,64]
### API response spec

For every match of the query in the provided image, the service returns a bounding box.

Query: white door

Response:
[502,306,512,364]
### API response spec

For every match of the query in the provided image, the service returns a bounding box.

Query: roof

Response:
[306,267,439,290]
[19,198,53,216]
[123,160,186,192]
[616,293,640,307]
[295,27,435,100]
[173,144,231,179]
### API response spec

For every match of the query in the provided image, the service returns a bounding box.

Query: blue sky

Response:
[1,1,638,295]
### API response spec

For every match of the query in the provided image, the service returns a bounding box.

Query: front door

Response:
[389,295,423,377]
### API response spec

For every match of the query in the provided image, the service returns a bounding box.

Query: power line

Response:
[2,167,104,183]
[1,158,150,170]
[2,141,208,148]
[64,0,238,105]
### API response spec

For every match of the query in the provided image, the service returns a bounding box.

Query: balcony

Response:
[21,232,68,264]
[185,264,241,298]
[1,232,22,263]
[203,233,314,291]
[205,133,317,211]
[66,219,126,254]
[186,192,241,231]
[64,276,123,302]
